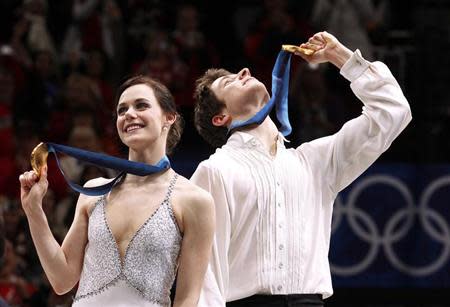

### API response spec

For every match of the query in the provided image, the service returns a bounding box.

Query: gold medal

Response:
[30,142,48,176]
[282,44,315,55]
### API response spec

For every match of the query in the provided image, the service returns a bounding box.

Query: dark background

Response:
[0,0,449,306]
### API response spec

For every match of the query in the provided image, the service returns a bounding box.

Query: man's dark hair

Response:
[115,75,184,155]
[193,68,231,148]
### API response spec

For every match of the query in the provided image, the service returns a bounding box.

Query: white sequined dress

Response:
[72,175,181,307]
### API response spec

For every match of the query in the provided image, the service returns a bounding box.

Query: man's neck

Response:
[245,117,280,156]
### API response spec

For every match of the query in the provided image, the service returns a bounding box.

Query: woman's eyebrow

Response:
[117,101,127,108]
[117,98,150,107]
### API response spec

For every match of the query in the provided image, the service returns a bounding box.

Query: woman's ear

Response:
[164,112,177,127]
[212,114,231,127]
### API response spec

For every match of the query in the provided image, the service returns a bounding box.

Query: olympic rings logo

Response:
[330,175,450,277]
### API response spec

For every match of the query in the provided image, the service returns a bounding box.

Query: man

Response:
[191,31,412,306]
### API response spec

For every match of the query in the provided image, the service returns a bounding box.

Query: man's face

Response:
[210,68,270,124]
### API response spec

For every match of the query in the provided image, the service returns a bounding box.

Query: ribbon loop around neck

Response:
[228,50,293,136]
[45,143,170,196]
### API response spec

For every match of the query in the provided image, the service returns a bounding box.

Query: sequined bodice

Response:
[74,175,181,307]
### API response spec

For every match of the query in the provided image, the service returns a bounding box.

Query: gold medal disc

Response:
[282,44,315,55]
[30,142,49,176]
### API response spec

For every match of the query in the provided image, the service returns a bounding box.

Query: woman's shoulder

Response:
[76,176,112,213]
[83,176,114,187]
[174,175,214,211]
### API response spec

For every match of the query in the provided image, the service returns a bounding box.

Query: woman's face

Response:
[116,84,167,150]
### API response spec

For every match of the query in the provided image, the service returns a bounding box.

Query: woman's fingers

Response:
[19,171,38,189]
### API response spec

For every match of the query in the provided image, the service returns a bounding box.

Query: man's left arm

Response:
[333,49,412,192]
[295,32,412,193]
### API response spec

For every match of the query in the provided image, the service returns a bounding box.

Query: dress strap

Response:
[163,173,178,203]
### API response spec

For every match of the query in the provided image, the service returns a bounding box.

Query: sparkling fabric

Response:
[73,174,181,307]
[72,280,163,307]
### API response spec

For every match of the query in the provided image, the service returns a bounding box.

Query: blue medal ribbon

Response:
[228,50,293,136]
[46,143,170,196]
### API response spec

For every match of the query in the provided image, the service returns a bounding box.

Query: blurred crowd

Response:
[0,0,415,306]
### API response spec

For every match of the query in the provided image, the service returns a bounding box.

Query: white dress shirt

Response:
[191,50,412,306]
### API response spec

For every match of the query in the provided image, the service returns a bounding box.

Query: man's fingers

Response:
[320,31,337,46]
[300,43,322,52]
[308,36,324,46]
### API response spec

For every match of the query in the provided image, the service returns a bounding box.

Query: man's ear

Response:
[212,114,231,127]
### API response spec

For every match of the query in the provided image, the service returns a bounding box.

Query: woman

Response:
[19,75,215,307]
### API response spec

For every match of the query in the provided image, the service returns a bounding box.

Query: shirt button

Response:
[278,223,283,228]
[276,181,280,186]
[277,202,281,207]
[277,285,283,291]
[278,263,283,269]
[279,244,284,250]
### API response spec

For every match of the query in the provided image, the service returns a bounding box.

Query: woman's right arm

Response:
[19,166,92,294]
[190,162,230,307]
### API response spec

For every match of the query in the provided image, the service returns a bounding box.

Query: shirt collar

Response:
[226,131,288,149]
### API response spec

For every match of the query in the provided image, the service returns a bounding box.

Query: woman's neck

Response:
[125,144,169,184]
[122,168,173,186]
[129,147,165,164]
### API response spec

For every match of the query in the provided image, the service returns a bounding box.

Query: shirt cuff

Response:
[339,49,370,82]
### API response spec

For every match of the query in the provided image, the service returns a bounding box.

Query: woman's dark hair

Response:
[193,68,231,148]
[115,75,184,155]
